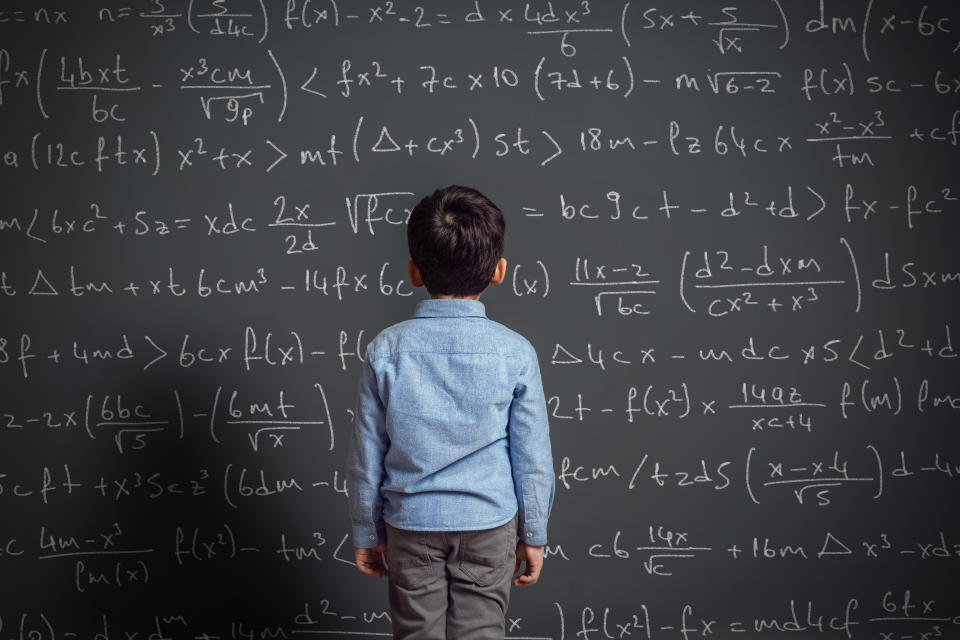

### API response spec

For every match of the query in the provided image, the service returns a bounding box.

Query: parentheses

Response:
[36,48,49,119]
[267,49,287,123]
[468,116,479,158]
[866,443,882,498]
[329,0,340,27]
[257,0,268,44]
[679,249,695,313]
[770,0,789,49]
[115,559,120,586]
[679,380,690,417]
[642,383,651,416]
[619,2,631,48]
[533,56,544,101]
[839,236,861,313]
[621,55,634,98]
[355,328,365,364]
[174,389,184,439]
[860,0,874,63]
[30,131,39,170]
[39,612,52,640]
[537,259,549,297]
[186,0,199,34]
[223,522,236,557]
[860,378,869,413]
[85,393,95,439]
[842,61,853,96]
[191,526,200,561]
[892,374,901,415]
[149,129,159,176]
[209,384,222,443]
[224,462,238,509]
[511,263,520,296]
[18,612,25,640]
[291,330,304,363]
[744,446,759,504]
[139,559,148,582]
[352,115,362,163]
[314,381,334,451]
[552,600,565,640]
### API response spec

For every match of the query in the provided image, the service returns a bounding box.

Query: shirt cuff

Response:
[352,520,387,548]
[517,518,547,546]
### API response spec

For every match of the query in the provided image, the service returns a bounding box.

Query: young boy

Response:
[346,185,556,639]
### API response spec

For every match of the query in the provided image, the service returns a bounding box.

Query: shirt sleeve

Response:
[508,341,556,546]
[345,348,389,548]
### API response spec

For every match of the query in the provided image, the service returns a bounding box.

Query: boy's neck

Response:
[431,293,482,300]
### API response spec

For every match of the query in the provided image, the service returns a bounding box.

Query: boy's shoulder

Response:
[365,315,536,363]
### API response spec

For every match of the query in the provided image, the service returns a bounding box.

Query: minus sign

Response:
[152,84,163,88]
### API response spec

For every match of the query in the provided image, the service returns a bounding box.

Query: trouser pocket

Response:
[386,524,440,591]
[390,552,439,590]
[457,516,516,587]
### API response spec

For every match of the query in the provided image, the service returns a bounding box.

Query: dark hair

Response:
[407,185,506,296]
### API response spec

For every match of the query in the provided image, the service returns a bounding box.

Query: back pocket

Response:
[458,521,515,587]
[389,553,440,590]
[459,549,511,587]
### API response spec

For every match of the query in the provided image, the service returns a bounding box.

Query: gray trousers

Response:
[385,513,517,639]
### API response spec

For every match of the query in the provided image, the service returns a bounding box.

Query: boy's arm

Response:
[346,349,389,548]
[508,341,556,546]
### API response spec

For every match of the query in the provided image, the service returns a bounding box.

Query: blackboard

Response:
[2,1,959,638]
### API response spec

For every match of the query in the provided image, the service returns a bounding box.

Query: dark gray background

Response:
[2,1,959,638]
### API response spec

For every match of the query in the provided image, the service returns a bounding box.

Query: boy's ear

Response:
[407,259,424,287]
[490,258,507,285]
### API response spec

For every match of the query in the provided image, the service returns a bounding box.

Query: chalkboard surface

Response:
[2,1,959,638]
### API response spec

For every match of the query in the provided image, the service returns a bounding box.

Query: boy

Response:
[346,185,556,639]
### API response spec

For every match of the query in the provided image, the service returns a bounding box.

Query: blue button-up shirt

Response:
[346,297,556,548]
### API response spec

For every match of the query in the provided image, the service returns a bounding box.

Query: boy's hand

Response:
[354,544,389,578]
[513,541,544,586]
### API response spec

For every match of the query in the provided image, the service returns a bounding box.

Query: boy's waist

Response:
[382,493,520,533]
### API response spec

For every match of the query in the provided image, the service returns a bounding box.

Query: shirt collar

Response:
[411,298,487,318]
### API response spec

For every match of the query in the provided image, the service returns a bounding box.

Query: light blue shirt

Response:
[346,297,556,548]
